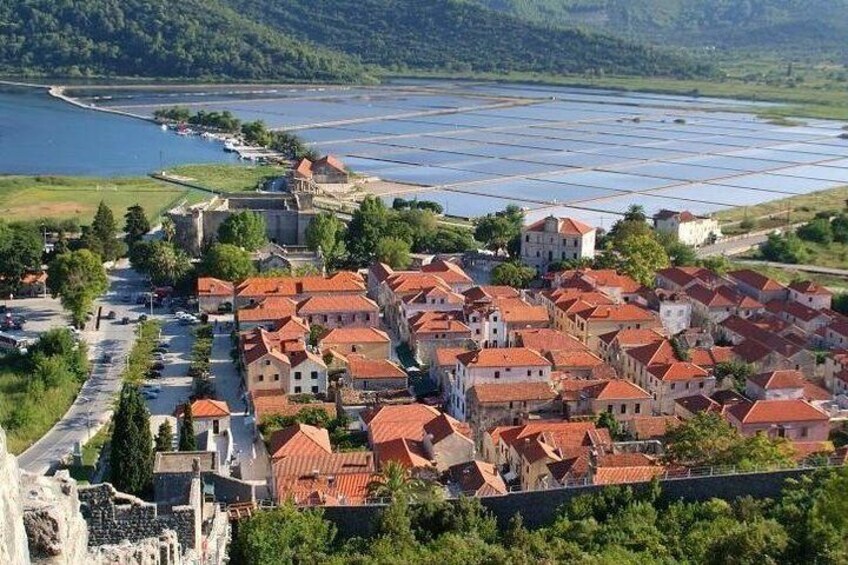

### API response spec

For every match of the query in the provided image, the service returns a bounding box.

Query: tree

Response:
[366,461,439,502]
[139,241,193,286]
[155,420,174,452]
[230,503,336,565]
[161,216,176,243]
[217,211,267,251]
[616,233,670,286]
[200,243,256,282]
[474,214,518,252]
[47,249,109,327]
[491,261,535,288]
[346,196,388,265]
[424,226,478,254]
[597,411,622,440]
[124,204,151,245]
[760,233,807,264]
[714,360,755,392]
[305,212,346,266]
[89,200,125,261]
[698,255,731,275]
[0,222,43,295]
[375,236,412,269]
[110,384,154,496]
[178,402,198,451]
[797,218,833,244]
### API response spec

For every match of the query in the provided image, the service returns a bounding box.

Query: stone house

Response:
[421,413,476,472]
[408,311,473,366]
[725,399,830,441]
[176,399,231,437]
[235,297,299,331]
[560,378,652,422]
[297,294,379,330]
[652,209,721,247]
[345,355,408,391]
[239,326,328,395]
[745,370,806,401]
[197,277,234,314]
[465,381,559,442]
[520,215,597,273]
[567,303,661,351]
[788,280,832,311]
[318,326,392,361]
[727,269,788,304]
[234,271,365,309]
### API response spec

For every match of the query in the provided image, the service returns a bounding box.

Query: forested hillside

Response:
[480,0,848,51]
[0,0,367,81]
[227,0,711,78]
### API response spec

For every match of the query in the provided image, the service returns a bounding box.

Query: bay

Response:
[0,87,235,176]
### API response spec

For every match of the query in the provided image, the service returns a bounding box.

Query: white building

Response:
[657,293,692,336]
[521,216,596,272]
[653,210,721,247]
[449,348,551,421]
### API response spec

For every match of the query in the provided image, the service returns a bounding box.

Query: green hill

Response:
[227,0,711,77]
[0,0,367,81]
[478,0,848,52]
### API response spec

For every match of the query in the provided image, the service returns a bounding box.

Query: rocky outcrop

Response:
[21,471,88,564]
[89,531,182,565]
[0,428,30,565]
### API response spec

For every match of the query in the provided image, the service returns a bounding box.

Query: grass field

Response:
[163,163,285,192]
[0,368,82,455]
[0,175,208,224]
[716,185,848,235]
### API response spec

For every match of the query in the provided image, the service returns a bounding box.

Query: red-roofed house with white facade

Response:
[521,215,596,272]
[725,399,830,441]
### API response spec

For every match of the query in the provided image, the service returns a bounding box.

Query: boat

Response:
[160,124,168,131]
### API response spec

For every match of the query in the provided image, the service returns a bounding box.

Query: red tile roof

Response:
[236,272,365,299]
[524,216,595,236]
[729,269,786,292]
[347,355,406,380]
[469,382,556,404]
[272,452,376,503]
[728,399,829,424]
[574,303,656,323]
[423,413,472,444]
[457,347,550,368]
[420,259,473,285]
[237,297,298,323]
[788,280,832,296]
[546,350,604,369]
[277,471,375,506]
[433,347,469,367]
[675,394,722,415]
[647,362,709,382]
[250,391,336,423]
[514,328,588,353]
[593,466,665,485]
[374,437,431,469]
[175,399,230,419]
[197,277,234,296]
[463,285,520,303]
[569,379,651,400]
[627,340,679,367]
[297,294,378,315]
[362,404,442,444]
[748,370,806,390]
[448,461,507,496]
[268,424,332,460]
[599,328,666,348]
[767,299,826,323]
[314,155,346,173]
[495,297,549,325]
[628,416,681,439]
[688,346,736,368]
[319,327,390,345]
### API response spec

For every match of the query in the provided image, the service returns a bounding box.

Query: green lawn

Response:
[0,367,82,455]
[162,163,286,192]
[0,175,206,224]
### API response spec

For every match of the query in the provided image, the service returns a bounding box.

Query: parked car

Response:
[141,389,159,400]
[106,310,117,320]
[121,294,132,303]
[121,317,130,325]
[152,361,165,370]
[146,369,162,380]
[139,314,148,322]
[101,353,113,364]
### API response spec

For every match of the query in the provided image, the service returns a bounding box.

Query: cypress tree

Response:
[110,384,154,496]
[155,419,174,452]
[124,203,151,246]
[178,402,198,451]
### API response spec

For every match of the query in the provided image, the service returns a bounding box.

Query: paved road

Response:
[17,262,149,475]
[733,259,848,277]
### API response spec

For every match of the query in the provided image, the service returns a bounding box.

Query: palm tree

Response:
[366,461,440,502]
[161,216,176,243]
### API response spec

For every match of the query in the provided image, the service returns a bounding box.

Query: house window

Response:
[493,316,498,322]
[525,235,530,243]
[620,404,627,414]
[258,374,264,382]
[509,401,514,409]
[265,360,271,366]
[294,386,302,394]
[311,371,318,380]
[213,419,220,434]
[635,403,641,414]
[670,383,676,390]
[607,404,613,413]
[493,328,498,335]
[312,386,319,393]
[273,374,280,381]
[527,370,532,376]
[801,426,809,438]
[539,370,543,376]
[323,315,329,323]
[366,314,371,321]
[294,372,302,380]
[495,371,501,379]
[698,382,704,389]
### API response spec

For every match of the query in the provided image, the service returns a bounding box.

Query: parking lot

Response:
[1,295,69,342]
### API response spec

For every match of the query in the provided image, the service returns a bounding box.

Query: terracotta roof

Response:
[492,421,610,455]
[593,466,665,485]
[524,216,595,236]
[729,269,786,292]
[420,259,473,285]
[457,347,550,368]
[688,346,736,368]
[675,394,721,415]
[314,154,346,173]
[788,280,832,296]
[433,347,469,367]
[627,340,678,367]
[803,381,831,402]
[410,311,470,336]
[386,272,450,294]
[363,405,441,450]
[654,209,699,222]
[268,424,332,460]
[293,158,313,178]
[628,416,681,439]
[319,327,390,345]
[514,328,588,353]
[197,277,234,296]
[277,471,375,506]
[463,285,520,303]
[727,399,829,425]
[297,294,378,315]
[748,370,806,390]
[647,362,709,382]
[404,286,465,306]
[250,391,335,423]
[767,299,826,323]
[175,399,230,419]
[374,437,432,469]
[237,297,299,323]
[546,350,604,369]
[495,297,549,325]
[572,379,651,400]
[347,355,406,380]
[656,267,720,289]
[240,326,305,366]
[721,316,802,358]
[598,328,666,348]
[272,452,375,485]
[578,269,643,294]
[574,303,656,323]
[469,382,556,404]
[424,413,472,444]
[449,461,507,496]
[236,272,365,299]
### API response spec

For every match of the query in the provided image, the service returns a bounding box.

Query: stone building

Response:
[520,216,596,272]
[168,193,317,256]
[653,209,721,247]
